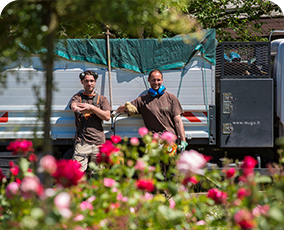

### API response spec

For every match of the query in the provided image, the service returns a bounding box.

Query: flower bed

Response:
[0,127,284,230]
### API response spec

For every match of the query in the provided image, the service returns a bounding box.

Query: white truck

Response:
[0,29,283,169]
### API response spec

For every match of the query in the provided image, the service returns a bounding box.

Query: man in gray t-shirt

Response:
[116,69,188,152]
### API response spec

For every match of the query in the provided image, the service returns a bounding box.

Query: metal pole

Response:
[105,26,113,110]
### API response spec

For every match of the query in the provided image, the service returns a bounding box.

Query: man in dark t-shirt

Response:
[70,70,111,172]
[116,69,188,152]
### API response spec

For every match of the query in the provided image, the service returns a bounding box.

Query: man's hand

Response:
[177,141,188,152]
[125,102,138,116]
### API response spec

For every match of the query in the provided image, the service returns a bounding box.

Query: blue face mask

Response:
[149,85,166,97]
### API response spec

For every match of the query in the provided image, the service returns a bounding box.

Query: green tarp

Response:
[21,29,216,74]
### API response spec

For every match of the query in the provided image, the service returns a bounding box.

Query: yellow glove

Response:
[125,102,138,116]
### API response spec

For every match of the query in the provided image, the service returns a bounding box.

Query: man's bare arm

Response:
[173,114,186,142]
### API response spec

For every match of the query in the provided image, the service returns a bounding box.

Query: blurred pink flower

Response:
[153,133,160,140]
[138,127,148,137]
[196,220,205,226]
[207,188,227,204]
[104,178,116,187]
[6,182,20,199]
[97,140,120,164]
[237,187,251,200]
[177,150,209,176]
[169,198,176,209]
[141,192,153,200]
[54,192,71,209]
[28,153,38,163]
[53,159,84,188]
[160,131,177,145]
[110,202,120,209]
[223,168,235,178]
[234,209,256,230]
[9,163,19,176]
[21,176,44,198]
[80,201,93,211]
[136,179,155,192]
[0,168,6,182]
[116,193,129,202]
[252,204,270,217]
[7,139,34,155]
[130,137,139,146]
[182,175,199,185]
[87,196,96,203]
[134,159,147,171]
[40,155,57,175]
[74,214,84,222]
[111,135,122,144]
[241,156,258,177]
[148,166,156,172]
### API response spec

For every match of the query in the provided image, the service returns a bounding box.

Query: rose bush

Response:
[0,130,284,229]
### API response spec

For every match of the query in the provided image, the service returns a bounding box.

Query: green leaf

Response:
[167,182,178,196]
[269,206,284,222]
[19,158,30,175]
[156,205,184,227]
[126,167,135,178]
[155,172,165,180]
[254,175,272,183]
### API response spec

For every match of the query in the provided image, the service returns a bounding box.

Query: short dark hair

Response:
[148,69,163,79]
[79,70,99,81]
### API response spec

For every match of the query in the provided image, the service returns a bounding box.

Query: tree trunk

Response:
[43,2,58,157]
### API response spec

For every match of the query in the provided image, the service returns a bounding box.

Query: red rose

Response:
[136,179,155,192]
[110,135,122,144]
[28,153,38,162]
[241,156,257,176]
[182,176,199,185]
[207,188,227,204]
[7,139,34,155]
[237,187,251,200]
[52,159,84,187]
[234,209,256,229]
[97,140,120,164]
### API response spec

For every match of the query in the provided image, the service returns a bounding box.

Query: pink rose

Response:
[177,150,209,176]
[153,133,160,140]
[74,214,84,222]
[80,201,93,211]
[252,204,270,217]
[169,198,176,209]
[104,178,116,187]
[160,131,177,145]
[134,159,147,171]
[234,209,256,229]
[207,188,227,204]
[130,137,139,146]
[20,176,44,198]
[40,155,57,174]
[138,127,148,137]
[237,187,251,200]
[54,192,71,209]
[6,182,20,199]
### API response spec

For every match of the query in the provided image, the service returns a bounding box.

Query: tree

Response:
[187,0,283,41]
[0,0,198,156]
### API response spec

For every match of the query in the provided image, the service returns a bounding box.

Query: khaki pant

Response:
[72,142,99,172]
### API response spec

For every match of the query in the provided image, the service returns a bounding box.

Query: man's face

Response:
[148,71,163,91]
[81,74,96,94]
